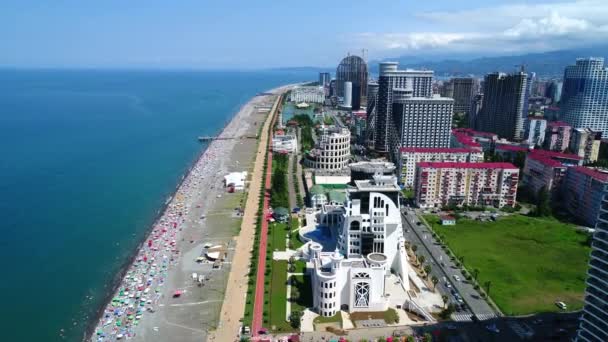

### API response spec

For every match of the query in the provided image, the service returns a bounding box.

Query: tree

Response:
[484,280,492,296]
[423,332,433,342]
[407,336,416,342]
[289,311,303,329]
[534,186,551,217]
[418,255,426,265]
[431,275,439,289]
[424,264,432,277]
[412,244,418,253]
[442,295,449,309]
[473,268,479,281]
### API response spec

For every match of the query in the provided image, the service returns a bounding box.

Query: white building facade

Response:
[291,86,325,104]
[304,127,351,171]
[398,147,484,188]
[415,162,519,209]
[308,175,412,316]
[272,135,298,154]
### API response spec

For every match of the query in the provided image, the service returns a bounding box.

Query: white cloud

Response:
[355,0,608,57]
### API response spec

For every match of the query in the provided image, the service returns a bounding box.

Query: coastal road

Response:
[401,207,498,321]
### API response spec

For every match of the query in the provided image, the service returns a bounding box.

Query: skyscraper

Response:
[545,80,563,104]
[562,57,608,134]
[366,82,379,145]
[319,72,331,87]
[451,77,480,117]
[577,184,608,342]
[475,72,528,140]
[374,62,433,152]
[336,54,368,108]
[388,87,453,162]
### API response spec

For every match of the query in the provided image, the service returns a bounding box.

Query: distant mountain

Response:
[370,45,608,78]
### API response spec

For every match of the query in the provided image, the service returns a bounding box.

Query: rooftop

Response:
[400,147,473,154]
[352,175,401,192]
[417,162,518,170]
[570,167,608,182]
[547,121,571,128]
[495,144,529,152]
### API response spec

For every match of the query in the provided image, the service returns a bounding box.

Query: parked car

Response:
[453,274,461,282]
[555,301,567,310]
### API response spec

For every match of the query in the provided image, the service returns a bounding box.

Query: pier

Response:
[197,135,258,142]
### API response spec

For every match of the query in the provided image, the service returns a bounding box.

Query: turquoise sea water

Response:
[0,69,312,341]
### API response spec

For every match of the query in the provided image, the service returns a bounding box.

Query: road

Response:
[400,206,498,321]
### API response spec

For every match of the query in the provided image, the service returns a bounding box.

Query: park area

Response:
[424,214,591,315]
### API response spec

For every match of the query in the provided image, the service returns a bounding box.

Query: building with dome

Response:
[336,54,368,110]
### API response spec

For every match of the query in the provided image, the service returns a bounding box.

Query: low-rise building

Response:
[570,128,602,163]
[399,147,483,188]
[272,135,297,154]
[522,150,583,197]
[494,144,528,163]
[544,121,572,152]
[561,167,608,227]
[309,184,328,209]
[349,160,396,184]
[291,86,325,104]
[451,128,498,152]
[414,162,519,209]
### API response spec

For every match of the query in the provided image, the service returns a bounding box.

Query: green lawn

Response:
[425,214,590,315]
[290,274,313,313]
[313,312,342,324]
[269,222,288,252]
[294,260,307,274]
[268,260,291,332]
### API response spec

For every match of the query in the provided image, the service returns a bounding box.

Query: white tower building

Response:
[343,81,353,109]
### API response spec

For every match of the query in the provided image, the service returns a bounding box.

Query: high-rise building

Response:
[475,72,529,140]
[525,117,547,147]
[469,94,484,128]
[570,128,602,163]
[366,82,379,145]
[545,80,563,104]
[450,78,479,116]
[577,183,608,342]
[336,54,368,106]
[562,57,608,134]
[374,62,433,152]
[319,72,331,87]
[544,121,572,152]
[388,87,453,162]
[343,82,353,109]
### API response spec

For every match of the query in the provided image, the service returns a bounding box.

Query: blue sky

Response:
[1,0,607,68]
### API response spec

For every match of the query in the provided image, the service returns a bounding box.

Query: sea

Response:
[0,69,314,341]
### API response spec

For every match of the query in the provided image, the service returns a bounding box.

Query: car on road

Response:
[486,324,500,333]
[555,301,567,310]
[453,274,461,282]
[445,282,452,289]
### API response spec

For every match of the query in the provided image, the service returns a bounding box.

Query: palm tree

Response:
[412,244,418,253]
[442,295,448,309]
[418,255,426,265]
[431,275,439,289]
[484,280,492,296]
[424,264,432,277]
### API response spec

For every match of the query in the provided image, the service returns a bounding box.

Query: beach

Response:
[90,84,294,341]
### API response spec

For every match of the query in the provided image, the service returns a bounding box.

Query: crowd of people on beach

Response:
[92,138,227,341]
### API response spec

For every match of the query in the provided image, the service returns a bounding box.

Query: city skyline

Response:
[2,0,608,69]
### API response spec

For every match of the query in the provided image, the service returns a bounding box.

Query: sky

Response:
[1,0,607,69]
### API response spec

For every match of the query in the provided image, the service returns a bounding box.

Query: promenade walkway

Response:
[209,93,280,342]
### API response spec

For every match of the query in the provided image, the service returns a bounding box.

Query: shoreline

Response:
[87,84,294,341]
